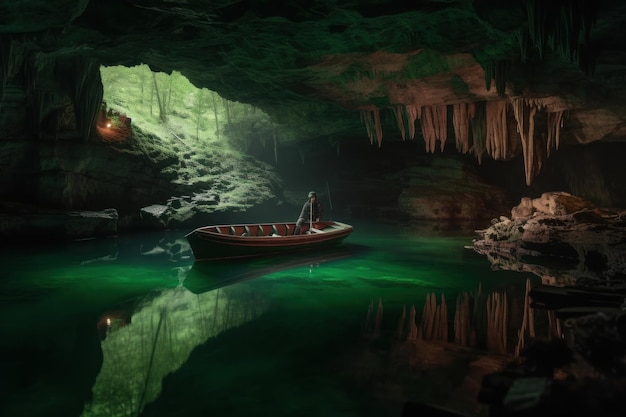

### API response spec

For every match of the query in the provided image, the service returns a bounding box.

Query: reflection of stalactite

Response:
[547,310,562,339]
[515,278,536,357]
[397,304,406,339]
[420,293,448,341]
[486,292,508,354]
[452,103,475,154]
[362,298,384,339]
[408,305,418,341]
[486,101,509,160]
[454,292,471,346]
[374,298,383,338]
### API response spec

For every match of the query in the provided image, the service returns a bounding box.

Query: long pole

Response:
[309,195,313,232]
[326,180,333,220]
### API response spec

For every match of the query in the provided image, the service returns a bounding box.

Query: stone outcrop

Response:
[472,192,626,284]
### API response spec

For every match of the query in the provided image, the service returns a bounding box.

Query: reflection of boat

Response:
[185,220,353,261]
[183,244,356,294]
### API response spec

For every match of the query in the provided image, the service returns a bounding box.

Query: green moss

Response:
[450,75,470,95]
[404,49,450,79]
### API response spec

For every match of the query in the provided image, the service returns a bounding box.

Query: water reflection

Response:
[84,285,269,417]
[1,223,559,417]
[83,246,359,416]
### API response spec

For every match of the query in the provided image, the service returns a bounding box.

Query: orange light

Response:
[106,123,111,128]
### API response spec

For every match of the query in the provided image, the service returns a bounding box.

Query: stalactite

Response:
[360,107,383,147]
[405,104,421,140]
[452,103,474,154]
[435,105,448,152]
[394,105,406,141]
[525,0,600,73]
[511,97,545,186]
[421,106,436,153]
[483,61,494,92]
[494,60,510,97]
[485,101,508,160]
[360,109,374,145]
[546,110,564,157]
[0,35,17,108]
[517,29,530,64]
[56,55,104,141]
[471,102,487,164]
[419,105,447,153]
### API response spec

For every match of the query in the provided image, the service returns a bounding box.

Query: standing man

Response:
[294,191,323,234]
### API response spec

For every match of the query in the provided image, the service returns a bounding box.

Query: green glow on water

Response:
[0,223,532,417]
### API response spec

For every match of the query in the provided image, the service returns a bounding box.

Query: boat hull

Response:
[185,221,353,261]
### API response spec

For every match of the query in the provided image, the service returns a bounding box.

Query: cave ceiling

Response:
[2,0,626,183]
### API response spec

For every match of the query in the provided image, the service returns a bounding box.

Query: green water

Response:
[0,221,534,417]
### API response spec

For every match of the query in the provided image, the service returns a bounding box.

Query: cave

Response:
[1,1,626,417]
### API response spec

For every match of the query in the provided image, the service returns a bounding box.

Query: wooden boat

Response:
[185,220,353,261]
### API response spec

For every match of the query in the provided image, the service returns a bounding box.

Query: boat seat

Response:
[273,224,288,236]
[231,226,246,236]
[216,226,230,235]
[260,225,274,236]
[245,225,259,236]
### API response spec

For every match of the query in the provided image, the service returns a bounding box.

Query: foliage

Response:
[100,64,277,152]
